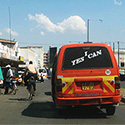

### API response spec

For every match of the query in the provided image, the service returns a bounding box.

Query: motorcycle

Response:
[9,78,18,95]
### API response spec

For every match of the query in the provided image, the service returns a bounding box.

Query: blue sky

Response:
[0,0,125,51]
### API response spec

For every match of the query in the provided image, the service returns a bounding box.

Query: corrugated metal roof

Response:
[0,38,16,44]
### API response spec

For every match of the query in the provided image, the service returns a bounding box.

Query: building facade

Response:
[30,46,44,68]
[0,38,24,67]
[19,46,44,68]
[49,47,57,64]
[43,52,49,67]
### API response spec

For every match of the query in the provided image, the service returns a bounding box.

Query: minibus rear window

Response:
[62,46,113,70]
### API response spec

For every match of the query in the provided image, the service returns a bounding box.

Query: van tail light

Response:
[115,77,120,89]
[56,79,62,92]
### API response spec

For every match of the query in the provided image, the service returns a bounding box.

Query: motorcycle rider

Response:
[4,65,13,94]
[24,61,38,92]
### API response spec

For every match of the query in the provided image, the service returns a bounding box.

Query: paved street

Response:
[0,80,125,124]
[121,81,125,88]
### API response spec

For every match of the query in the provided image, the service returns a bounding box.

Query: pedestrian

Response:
[4,65,13,94]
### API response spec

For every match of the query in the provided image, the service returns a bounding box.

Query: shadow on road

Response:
[9,98,29,101]
[21,101,107,119]
[45,91,51,96]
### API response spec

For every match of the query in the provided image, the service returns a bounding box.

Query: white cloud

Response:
[0,32,2,36]
[5,28,19,36]
[122,29,125,32]
[114,0,122,5]
[28,13,87,34]
[40,31,45,36]
[30,28,34,32]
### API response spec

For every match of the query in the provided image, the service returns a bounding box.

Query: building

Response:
[0,38,24,67]
[49,47,57,64]
[43,52,49,67]
[19,46,44,68]
[19,47,36,66]
[30,46,44,68]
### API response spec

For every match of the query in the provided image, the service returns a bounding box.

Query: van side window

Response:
[62,46,113,70]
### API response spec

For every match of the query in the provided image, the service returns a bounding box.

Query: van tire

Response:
[106,106,116,115]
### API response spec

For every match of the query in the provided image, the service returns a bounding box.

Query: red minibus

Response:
[51,43,121,115]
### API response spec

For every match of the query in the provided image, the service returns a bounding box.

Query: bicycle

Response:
[27,76,36,100]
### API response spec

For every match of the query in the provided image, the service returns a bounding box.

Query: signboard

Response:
[19,56,24,61]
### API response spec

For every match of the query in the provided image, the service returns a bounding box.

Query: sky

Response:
[0,0,125,51]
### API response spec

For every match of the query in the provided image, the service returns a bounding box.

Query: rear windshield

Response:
[62,46,113,70]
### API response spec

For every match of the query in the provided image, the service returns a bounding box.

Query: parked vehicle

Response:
[119,68,125,81]
[0,66,4,88]
[51,43,121,115]
[114,50,125,81]
[38,68,47,81]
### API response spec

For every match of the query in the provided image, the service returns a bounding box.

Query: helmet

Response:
[6,65,11,68]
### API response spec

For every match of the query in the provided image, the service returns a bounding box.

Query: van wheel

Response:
[106,106,116,115]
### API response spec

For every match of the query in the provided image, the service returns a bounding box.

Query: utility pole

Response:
[118,41,119,67]
[87,19,102,42]
[8,7,11,43]
[8,7,11,59]
[87,19,90,42]
[113,42,115,53]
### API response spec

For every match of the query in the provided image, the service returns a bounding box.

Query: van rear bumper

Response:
[57,95,121,106]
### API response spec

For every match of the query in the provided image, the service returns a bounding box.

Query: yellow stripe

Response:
[103,88,108,93]
[61,75,117,82]
[62,82,72,93]
[60,75,117,94]
[104,81,115,93]
[68,87,74,94]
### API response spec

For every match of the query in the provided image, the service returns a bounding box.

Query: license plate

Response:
[82,82,94,90]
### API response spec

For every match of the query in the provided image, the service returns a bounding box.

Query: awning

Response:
[0,58,25,67]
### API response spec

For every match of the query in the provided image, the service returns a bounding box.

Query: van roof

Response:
[61,43,110,49]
